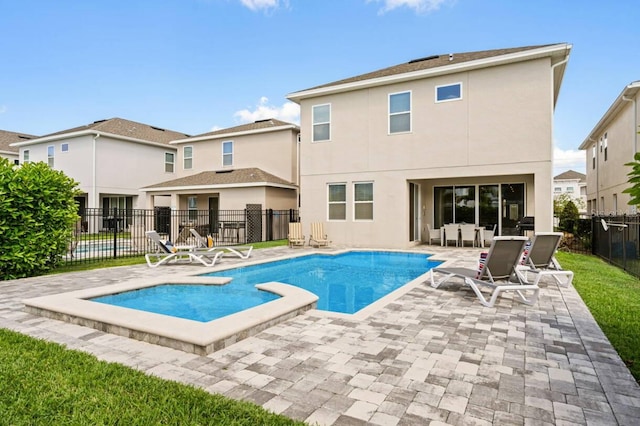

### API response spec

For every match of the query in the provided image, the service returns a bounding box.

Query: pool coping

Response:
[23,277,318,356]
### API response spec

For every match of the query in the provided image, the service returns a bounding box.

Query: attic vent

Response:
[150,126,165,132]
[215,169,234,174]
[408,55,439,64]
[254,119,273,123]
[93,119,107,124]
[18,135,32,140]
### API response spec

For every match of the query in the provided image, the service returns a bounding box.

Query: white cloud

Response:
[239,0,287,12]
[233,97,300,124]
[0,105,7,114]
[554,146,586,175]
[368,0,450,14]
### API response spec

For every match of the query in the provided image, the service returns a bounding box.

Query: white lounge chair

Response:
[426,224,441,245]
[309,222,330,247]
[145,230,223,268]
[430,236,540,307]
[515,232,574,287]
[189,228,253,259]
[288,222,306,248]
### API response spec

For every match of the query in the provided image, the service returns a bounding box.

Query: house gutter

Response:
[92,133,100,209]
[621,94,637,156]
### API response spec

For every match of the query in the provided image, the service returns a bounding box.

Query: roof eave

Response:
[287,43,572,103]
[579,81,640,150]
[171,125,299,145]
[10,130,178,149]
[142,182,298,192]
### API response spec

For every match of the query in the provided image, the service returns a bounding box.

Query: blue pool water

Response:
[91,251,441,321]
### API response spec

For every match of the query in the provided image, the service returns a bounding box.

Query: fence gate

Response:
[246,204,263,243]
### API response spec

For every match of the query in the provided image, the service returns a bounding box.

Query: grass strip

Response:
[556,251,640,382]
[0,329,304,425]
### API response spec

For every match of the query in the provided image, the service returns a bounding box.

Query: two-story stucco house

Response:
[0,129,37,165]
[288,43,572,248]
[579,81,640,215]
[553,169,586,214]
[10,117,189,215]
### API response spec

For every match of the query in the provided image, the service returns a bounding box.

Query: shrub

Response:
[0,158,79,279]
[559,200,579,234]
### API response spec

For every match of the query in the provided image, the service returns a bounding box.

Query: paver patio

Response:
[1,245,639,425]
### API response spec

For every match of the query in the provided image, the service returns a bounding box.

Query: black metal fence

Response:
[66,208,299,264]
[591,214,640,279]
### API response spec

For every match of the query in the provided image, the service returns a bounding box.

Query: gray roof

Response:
[554,170,586,182]
[300,44,556,92]
[0,130,38,153]
[144,167,295,189]
[188,119,298,139]
[41,117,190,145]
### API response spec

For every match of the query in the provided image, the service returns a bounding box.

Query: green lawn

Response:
[556,251,640,382]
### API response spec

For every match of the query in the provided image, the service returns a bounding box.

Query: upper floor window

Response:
[23,150,30,163]
[184,146,193,169]
[567,187,574,193]
[354,182,373,221]
[604,132,608,161]
[592,145,596,169]
[554,187,562,193]
[312,104,331,142]
[47,145,54,167]
[222,141,233,166]
[165,152,175,173]
[61,143,69,152]
[389,91,411,134]
[435,83,462,102]
[328,183,346,221]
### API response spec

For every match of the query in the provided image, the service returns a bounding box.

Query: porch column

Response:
[534,170,553,232]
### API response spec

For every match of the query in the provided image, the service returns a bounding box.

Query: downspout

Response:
[92,133,100,209]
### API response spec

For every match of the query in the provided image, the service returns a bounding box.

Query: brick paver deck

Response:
[1,246,639,425]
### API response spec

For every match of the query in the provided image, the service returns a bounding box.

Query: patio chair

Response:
[443,224,459,247]
[429,236,540,307]
[426,224,441,245]
[483,224,497,247]
[288,222,306,248]
[460,224,477,247]
[144,230,223,268]
[189,228,253,259]
[309,222,330,247]
[515,232,574,287]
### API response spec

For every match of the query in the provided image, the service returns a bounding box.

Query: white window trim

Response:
[222,140,233,167]
[23,149,30,163]
[312,103,331,142]
[165,152,175,173]
[183,145,193,170]
[435,82,463,103]
[61,143,69,153]
[327,182,347,222]
[388,91,412,135]
[47,145,55,167]
[353,181,374,221]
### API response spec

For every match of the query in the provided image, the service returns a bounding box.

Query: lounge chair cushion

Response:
[164,241,178,253]
[476,252,488,278]
[207,235,214,248]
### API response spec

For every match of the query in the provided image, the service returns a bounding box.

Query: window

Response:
[184,146,193,169]
[47,145,54,167]
[613,193,618,212]
[554,187,562,193]
[165,152,175,173]
[222,141,233,166]
[312,104,331,142]
[188,196,197,220]
[604,132,608,161]
[389,91,411,133]
[592,145,596,169]
[23,150,29,163]
[435,83,462,102]
[354,182,373,220]
[61,143,69,152]
[328,183,346,221]
[13,159,19,165]
[567,187,574,193]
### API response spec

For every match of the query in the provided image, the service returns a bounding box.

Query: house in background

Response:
[288,43,571,248]
[11,117,189,231]
[0,129,37,165]
[142,119,300,241]
[553,170,587,214]
[579,81,640,215]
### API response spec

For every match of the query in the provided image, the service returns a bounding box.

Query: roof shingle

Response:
[554,170,586,181]
[187,119,298,140]
[144,167,295,189]
[0,130,38,152]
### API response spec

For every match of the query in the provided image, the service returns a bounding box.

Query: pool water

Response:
[91,251,441,321]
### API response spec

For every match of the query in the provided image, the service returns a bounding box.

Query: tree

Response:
[559,200,579,234]
[622,151,640,205]
[554,192,584,216]
[0,158,80,279]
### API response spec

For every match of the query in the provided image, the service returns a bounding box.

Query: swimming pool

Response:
[203,251,441,314]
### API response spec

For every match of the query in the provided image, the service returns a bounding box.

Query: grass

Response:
[556,251,640,382]
[0,329,304,426]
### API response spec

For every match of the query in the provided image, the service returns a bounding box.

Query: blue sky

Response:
[1,0,638,174]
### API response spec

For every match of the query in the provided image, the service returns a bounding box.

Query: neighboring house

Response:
[0,129,37,165]
[142,119,300,237]
[288,43,572,248]
[553,169,587,213]
[579,81,640,215]
[10,117,189,219]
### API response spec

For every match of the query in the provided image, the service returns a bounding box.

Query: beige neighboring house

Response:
[579,81,640,215]
[10,117,189,218]
[0,129,37,165]
[142,119,299,236]
[288,43,572,248]
[553,170,587,214]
